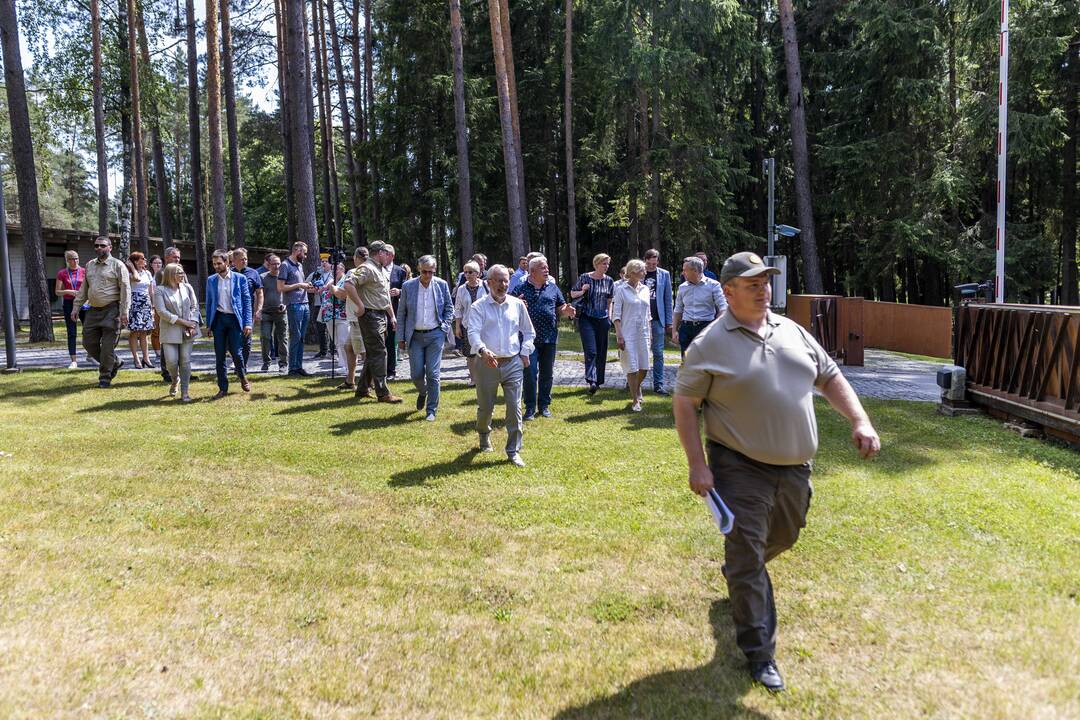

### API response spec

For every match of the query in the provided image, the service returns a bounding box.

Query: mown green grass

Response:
[0,369,1077,718]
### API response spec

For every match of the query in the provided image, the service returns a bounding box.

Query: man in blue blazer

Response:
[206,250,253,398]
[397,255,454,420]
[643,248,674,394]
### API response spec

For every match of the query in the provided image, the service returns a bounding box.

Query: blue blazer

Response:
[652,267,674,326]
[205,270,253,329]
[398,276,454,346]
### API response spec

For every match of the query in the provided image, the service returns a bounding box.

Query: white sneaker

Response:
[631,401,642,413]
[479,435,494,453]
[425,413,436,422]
[68,361,78,370]
[508,453,526,467]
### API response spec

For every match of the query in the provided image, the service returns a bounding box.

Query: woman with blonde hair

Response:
[612,259,651,412]
[570,252,615,394]
[153,263,200,401]
[453,260,488,385]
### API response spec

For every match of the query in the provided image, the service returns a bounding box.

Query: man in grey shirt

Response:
[259,254,288,372]
[673,251,880,693]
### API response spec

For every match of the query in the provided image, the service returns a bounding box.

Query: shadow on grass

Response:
[562,405,673,430]
[554,600,768,720]
[388,448,506,487]
[0,376,164,403]
[274,394,357,416]
[329,409,414,436]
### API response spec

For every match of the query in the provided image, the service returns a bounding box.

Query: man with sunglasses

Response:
[73,236,131,388]
[397,256,454,420]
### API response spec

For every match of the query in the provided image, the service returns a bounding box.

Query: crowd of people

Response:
[57,237,882,693]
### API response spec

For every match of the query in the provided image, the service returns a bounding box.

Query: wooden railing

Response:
[954,303,1080,437]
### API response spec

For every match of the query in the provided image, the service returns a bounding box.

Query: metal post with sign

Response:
[0,161,18,371]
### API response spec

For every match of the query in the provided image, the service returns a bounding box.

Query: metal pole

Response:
[0,161,18,370]
[994,0,1009,303]
[765,157,776,256]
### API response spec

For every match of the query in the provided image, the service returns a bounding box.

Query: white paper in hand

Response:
[704,488,735,535]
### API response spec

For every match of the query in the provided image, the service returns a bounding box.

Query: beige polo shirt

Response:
[674,310,840,466]
[73,255,132,312]
[351,260,391,312]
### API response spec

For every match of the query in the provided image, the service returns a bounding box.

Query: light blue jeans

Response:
[408,329,445,416]
[650,318,667,390]
[286,302,310,371]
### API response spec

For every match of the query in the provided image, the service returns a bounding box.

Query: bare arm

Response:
[819,373,881,459]
[673,394,713,496]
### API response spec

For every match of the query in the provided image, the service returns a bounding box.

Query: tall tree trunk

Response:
[302,0,319,270]
[329,0,361,247]
[0,0,52,341]
[313,0,337,247]
[363,0,379,231]
[206,0,227,250]
[627,99,638,259]
[778,0,823,293]
[649,86,661,252]
[449,0,475,262]
[91,0,109,236]
[320,0,342,247]
[285,0,320,265]
[125,0,149,256]
[497,0,528,244]
[638,87,649,253]
[1062,38,1079,306]
[136,4,174,243]
[186,0,207,294]
[563,0,577,277]
[173,48,185,240]
[749,0,766,240]
[221,0,245,247]
[275,0,297,245]
[489,0,527,260]
[349,0,367,244]
[118,0,133,259]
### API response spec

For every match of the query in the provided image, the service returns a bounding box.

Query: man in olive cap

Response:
[673,251,881,692]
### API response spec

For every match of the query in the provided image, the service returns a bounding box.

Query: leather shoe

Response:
[109,358,124,379]
[98,379,111,388]
[378,394,403,404]
[355,388,372,399]
[749,660,785,693]
[240,378,251,392]
[587,383,597,395]
[212,390,228,400]
[288,368,313,377]
[416,392,426,411]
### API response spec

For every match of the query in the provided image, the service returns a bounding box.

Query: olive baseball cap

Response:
[368,240,387,255]
[720,251,780,285]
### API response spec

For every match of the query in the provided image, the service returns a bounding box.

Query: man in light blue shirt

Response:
[507,256,529,294]
[673,255,727,354]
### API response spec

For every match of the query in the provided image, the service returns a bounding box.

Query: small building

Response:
[3,224,288,321]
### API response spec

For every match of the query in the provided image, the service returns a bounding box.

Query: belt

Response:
[414,327,438,333]
[495,356,519,365]
[683,319,711,326]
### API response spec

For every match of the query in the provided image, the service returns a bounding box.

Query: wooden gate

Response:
[808,296,864,366]
[954,304,1080,439]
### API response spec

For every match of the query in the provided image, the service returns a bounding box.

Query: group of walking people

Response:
[58,237,884,694]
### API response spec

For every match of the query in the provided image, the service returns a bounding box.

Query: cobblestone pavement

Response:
[8,344,941,401]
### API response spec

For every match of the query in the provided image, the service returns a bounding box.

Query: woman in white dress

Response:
[612,258,652,412]
[153,263,200,401]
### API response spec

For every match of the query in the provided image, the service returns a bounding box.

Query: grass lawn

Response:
[0,371,1078,718]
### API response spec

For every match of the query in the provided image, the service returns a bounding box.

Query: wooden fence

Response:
[788,296,952,360]
[954,304,1080,440]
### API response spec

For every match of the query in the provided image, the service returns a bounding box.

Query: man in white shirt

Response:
[466,264,536,467]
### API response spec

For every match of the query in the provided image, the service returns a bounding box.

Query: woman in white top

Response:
[126,251,156,368]
[453,261,488,386]
[612,258,651,412]
[153,263,200,401]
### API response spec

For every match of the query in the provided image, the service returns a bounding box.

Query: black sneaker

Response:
[416,393,426,411]
[749,660,785,693]
[98,378,111,388]
[587,383,598,395]
[109,358,124,380]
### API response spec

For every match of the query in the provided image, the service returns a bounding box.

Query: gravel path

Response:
[8,344,942,401]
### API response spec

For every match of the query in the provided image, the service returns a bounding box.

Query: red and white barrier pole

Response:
[995,0,1009,303]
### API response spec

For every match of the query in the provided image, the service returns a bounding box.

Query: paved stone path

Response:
[8,344,941,401]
